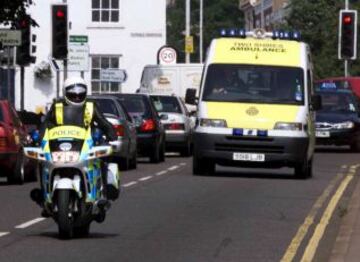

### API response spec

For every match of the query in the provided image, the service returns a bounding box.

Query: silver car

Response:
[150,95,194,156]
[89,95,137,170]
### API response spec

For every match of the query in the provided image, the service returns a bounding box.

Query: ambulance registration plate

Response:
[233,153,265,162]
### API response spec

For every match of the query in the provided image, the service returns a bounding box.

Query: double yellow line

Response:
[281,164,359,262]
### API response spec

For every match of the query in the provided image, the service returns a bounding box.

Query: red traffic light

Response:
[343,15,352,24]
[56,10,65,18]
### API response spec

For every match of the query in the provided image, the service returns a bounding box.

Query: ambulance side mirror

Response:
[311,94,322,111]
[185,88,197,105]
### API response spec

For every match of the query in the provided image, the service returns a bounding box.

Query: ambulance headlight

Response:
[333,121,354,129]
[274,122,303,131]
[200,119,227,128]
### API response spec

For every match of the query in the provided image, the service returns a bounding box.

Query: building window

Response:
[91,56,121,94]
[92,0,120,22]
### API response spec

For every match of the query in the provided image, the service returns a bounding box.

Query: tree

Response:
[167,0,244,63]
[0,0,36,26]
[286,0,360,79]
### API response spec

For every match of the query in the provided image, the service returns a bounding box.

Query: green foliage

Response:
[167,0,244,62]
[286,0,360,79]
[0,0,37,26]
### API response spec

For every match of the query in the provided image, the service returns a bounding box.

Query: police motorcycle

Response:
[24,125,120,239]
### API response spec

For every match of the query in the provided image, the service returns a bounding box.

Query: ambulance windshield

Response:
[202,64,304,105]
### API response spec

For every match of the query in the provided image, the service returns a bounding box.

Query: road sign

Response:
[69,35,88,43]
[158,46,177,65]
[0,30,21,46]
[67,43,89,71]
[100,69,127,83]
[185,36,194,53]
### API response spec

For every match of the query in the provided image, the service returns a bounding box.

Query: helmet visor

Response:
[66,92,87,103]
[65,84,87,104]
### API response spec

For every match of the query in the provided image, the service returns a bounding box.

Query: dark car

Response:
[88,95,137,170]
[315,89,360,151]
[114,94,166,163]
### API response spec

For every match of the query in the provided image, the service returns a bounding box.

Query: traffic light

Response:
[339,10,358,60]
[52,4,68,59]
[15,16,31,66]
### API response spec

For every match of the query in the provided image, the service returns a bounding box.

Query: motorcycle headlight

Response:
[274,122,303,131]
[52,151,80,163]
[200,119,227,128]
[333,121,354,129]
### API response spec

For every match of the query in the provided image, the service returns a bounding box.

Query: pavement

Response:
[330,166,360,262]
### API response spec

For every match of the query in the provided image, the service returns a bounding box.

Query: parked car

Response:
[88,95,137,170]
[114,94,166,163]
[0,100,35,184]
[150,95,194,156]
[315,88,360,151]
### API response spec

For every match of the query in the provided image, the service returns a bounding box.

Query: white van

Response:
[139,63,204,99]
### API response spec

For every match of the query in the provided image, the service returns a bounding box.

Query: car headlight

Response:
[52,152,80,163]
[200,119,227,128]
[333,121,354,129]
[274,122,303,131]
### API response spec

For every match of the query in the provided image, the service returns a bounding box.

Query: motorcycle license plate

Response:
[316,131,330,138]
[233,153,265,162]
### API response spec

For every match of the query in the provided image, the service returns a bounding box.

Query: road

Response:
[0,148,358,262]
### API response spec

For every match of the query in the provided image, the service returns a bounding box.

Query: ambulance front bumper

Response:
[193,132,310,168]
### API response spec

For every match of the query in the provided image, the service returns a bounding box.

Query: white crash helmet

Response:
[63,77,88,106]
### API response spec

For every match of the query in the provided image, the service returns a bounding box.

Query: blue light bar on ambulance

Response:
[272,30,301,40]
[219,28,301,41]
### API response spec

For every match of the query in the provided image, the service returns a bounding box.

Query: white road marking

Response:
[0,232,9,237]
[156,170,168,176]
[139,176,153,182]
[122,181,138,187]
[15,217,46,229]
[168,165,179,171]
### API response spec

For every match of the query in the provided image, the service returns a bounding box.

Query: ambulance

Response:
[185,29,321,178]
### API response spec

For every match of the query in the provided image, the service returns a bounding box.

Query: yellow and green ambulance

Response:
[186,29,321,178]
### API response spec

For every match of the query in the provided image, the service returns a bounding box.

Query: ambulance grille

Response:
[214,143,284,153]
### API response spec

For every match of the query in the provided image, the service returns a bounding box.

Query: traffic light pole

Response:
[7,47,11,102]
[63,59,67,81]
[20,66,25,110]
[345,0,349,77]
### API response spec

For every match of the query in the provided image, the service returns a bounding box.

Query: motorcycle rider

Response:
[34,77,118,207]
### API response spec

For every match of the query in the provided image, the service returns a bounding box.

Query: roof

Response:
[315,76,360,82]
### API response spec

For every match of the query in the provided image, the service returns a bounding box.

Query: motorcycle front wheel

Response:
[57,190,74,239]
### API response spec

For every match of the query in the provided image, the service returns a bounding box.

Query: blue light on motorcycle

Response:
[31,130,40,143]
[92,129,103,144]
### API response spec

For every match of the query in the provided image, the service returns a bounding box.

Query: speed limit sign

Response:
[157,46,178,65]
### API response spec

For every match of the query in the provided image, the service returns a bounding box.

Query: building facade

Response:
[239,0,290,31]
[12,0,166,112]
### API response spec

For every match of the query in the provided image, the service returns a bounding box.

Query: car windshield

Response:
[150,96,182,113]
[202,64,305,105]
[91,99,125,120]
[318,92,358,113]
[117,95,152,118]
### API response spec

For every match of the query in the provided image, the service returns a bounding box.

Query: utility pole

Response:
[260,0,265,29]
[345,0,349,77]
[199,0,203,63]
[185,0,190,63]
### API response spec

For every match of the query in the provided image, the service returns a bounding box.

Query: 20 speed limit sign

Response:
[158,47,177,65]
